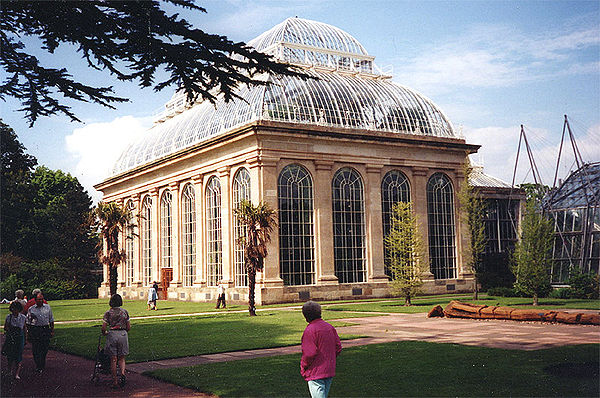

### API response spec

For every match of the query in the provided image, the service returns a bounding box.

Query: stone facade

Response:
[96,120,479,304]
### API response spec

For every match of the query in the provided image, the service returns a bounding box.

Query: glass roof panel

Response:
[111,18,458,176]
[544,162,600,210]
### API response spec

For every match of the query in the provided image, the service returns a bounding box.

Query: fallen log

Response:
[438,301,599,325]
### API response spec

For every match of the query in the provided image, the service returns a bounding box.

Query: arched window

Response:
[125,200,136,287]
[232,168,251,287]
[427,173,456,279]
[381,170,411,276]
[141,196,152,285]
[278,164,315,285]
[332,167,365,283]
[181,184,196,287]
[160,190,173,268]
[206,176,222,286]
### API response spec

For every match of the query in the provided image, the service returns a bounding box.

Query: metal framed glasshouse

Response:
[544,162,600,283]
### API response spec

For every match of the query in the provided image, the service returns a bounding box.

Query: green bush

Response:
[567,268,599,299]
[0,273,24,300]
[487,286,520,297]
[549,287,571,299]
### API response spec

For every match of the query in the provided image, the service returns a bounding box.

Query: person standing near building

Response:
[102,294,131,389]
[216,282,226,309]
[26,293,54,373]
[300,301,342,398]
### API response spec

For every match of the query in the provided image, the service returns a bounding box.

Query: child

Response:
[2,301,27,380]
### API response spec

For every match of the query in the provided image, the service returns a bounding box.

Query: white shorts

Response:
[105,330,129,356]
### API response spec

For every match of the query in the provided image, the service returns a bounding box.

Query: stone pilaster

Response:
[218,167,232,286]
[411,167,434,281]
[259,157,284,287]
[314,160,338,284]
[365,164,387,282]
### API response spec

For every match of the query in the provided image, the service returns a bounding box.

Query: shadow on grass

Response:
[544,362,599,378]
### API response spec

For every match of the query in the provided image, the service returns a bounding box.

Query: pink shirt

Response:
[300,318,342,381]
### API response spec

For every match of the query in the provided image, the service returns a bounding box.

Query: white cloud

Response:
[394,22,600,94]
[65,116,152,203]
[465,123,600,188]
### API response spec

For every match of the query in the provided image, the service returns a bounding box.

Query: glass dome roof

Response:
[111,18,458,176]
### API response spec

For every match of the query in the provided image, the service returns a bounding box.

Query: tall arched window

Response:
[332,167,365,283]
[125,200,136,286]
[206,176,222,286]
[181,184,196,287]
[381,170,411,276]
[160,190,173,268]
[278,164,315,285]
[427,173,456,279]
[141,196,152,285]
[232,168,251,287]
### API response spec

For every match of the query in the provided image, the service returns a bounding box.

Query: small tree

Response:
[92,202,132,296]
[458,164,487,299]
[385,202,427,305]
[511,199,554,305]
[233,200,276,316]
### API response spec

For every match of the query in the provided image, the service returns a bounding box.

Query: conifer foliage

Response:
[385,202,427,305]
[512,199,554,305]
[0,0,301,126]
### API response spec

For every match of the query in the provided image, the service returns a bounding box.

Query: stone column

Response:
[260,157,284,287]
[116,198,126,288]
[314,160,337,284]
[132,194,142,287]
[365,164,388,282]
[169,182,182,288]
[192,175,205,287]
[218,167,232,286]
[411,167,434,280]
[453,170,472,279]
[150,188,160,285]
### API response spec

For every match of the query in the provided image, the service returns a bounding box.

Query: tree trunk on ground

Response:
[248,266,256,316]
[405,295,412,306]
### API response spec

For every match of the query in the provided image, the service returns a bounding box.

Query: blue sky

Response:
[2,0,599,202]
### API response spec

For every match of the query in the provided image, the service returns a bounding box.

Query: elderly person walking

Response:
[102,294,131,389]
[26,293,54,373]
[13,290,27,314]
[300,301,342,398]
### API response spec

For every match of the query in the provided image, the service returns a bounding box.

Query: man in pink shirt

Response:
[301,301,342,398]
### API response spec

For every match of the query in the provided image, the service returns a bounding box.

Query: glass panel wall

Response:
[381,170,410,277]
[181,184,196,287]
[278,164,315,285]
[232,168,251,287]
[332,167,365,283]
[141,196,152,286]
[206,177,222,286]
[160,190,173,268]
[427,173,456,279]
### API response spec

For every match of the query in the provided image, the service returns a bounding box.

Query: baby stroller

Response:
[91,334,114,384]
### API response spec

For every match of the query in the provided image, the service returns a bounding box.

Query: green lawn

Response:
[50,309,366,363]
[148,341,600,397]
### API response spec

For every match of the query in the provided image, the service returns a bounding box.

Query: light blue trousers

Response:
[308,377,333,398]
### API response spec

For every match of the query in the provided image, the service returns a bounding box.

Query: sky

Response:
[2,0,599,202]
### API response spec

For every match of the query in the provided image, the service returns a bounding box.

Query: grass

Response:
[147,341,600,397]
[49,309,367,363]
[3,294,596,322]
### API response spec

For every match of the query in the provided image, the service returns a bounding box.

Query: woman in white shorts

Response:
[102,294,131,389]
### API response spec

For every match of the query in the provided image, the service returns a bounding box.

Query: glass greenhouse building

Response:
[544,162,600,283]
[96,18,481,303]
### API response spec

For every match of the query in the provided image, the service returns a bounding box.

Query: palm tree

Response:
[233,200,276,316]
[92,202,133,296]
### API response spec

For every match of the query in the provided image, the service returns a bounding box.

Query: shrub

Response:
[487,286,520,297]
[549,288,571,299]
[567,268,599,299]
[0,273,23,300]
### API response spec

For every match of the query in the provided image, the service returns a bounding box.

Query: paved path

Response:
[127,312,600,374]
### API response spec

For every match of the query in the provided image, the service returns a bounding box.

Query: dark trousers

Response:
[216,294,226,308]
[29,325,51,370]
